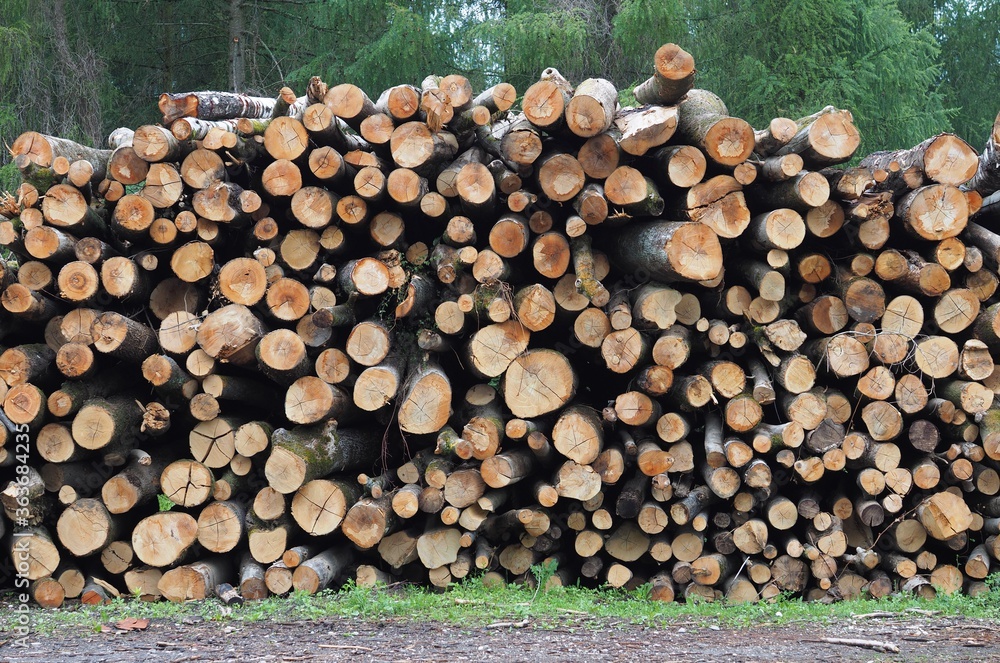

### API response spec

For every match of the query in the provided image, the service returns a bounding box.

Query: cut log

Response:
[397,361,452,435]
[897,184,969,241]
[342,493,396,549]
[566,78,617,138]
[132,512,198,567]
[265,421,381,494]
[605,221,722,283]
[291,548,352,594]
[633,43,695,105]
[676,89,754,166]
[502,349,576,418]
[861,133,979,192]
[776,107,860,166]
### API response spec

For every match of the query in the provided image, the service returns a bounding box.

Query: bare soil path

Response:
[2,615,996,662]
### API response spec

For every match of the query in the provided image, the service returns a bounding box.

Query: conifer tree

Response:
[900,0,1000,144]
[689,0,952,154]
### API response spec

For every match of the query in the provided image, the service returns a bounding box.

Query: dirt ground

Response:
[2,615,998,662]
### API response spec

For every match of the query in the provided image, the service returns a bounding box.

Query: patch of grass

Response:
[156,494,175,512]
[5,572,1000,637]
[0,161,20,194]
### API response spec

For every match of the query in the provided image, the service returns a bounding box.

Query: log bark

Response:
[676,89,754,166]
[566,78,617,138]
[776,107,860,166]
[965,111,1000,196]
[633,43,694,105]
[291,547,352,594]
[861,133,978,193]
[265,421,381,494]
[159,91,275,125]
[604,221,723,283]
[12,132,110,178]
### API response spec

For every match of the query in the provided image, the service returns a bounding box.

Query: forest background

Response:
[0,0,997,191]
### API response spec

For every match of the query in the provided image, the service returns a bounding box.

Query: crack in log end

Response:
[503,350,575,419]
[675,237,711,279]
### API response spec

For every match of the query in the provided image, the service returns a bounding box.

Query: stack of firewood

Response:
[3,42,1000,607]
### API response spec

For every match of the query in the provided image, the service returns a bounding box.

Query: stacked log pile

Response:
[3,43,1000,607]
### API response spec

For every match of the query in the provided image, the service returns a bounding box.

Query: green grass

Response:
[4,571,1000,637]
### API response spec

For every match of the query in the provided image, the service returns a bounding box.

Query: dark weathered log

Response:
[604,221,722,283]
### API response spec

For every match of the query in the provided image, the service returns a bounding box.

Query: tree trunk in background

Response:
[228,0,245,93]
[45,0,103,145]
[161,1,175,92]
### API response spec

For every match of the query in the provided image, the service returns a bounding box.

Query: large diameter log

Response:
[502,349,577,418]
[133,124,192,163]
[390,122,458,176]
[31,577,65,608]
[170,241,215,284]
[10,527,61,580]
[605,221,722,283]
[0,343,54,387]
[285,377,352,425]
[675,89,754,166]
[197,304,266,366]
[342,494,396,549]
[861,133,978,192]
[604,167,664,218]
[653,145,706,189]
[159,557,231,602]
[566,78,617,138]
[291,478,361,535]
[92,312,157,363]
[41,184,106,232]
[751,171,830,211]
[614,105,678,156]
[132,512,198,567]
[536,152,586,202]
[896,184,969,240]
[160,460,215,507]
[465,321,531,378]
[265,420,381,494]
[325,83,377,129]
[554,461,602,501]
[417,527,463,569]
[671,175,751,239]
[551,406,604,465]
[522,74,572,131]
[246,513,294,564]
[398,362,453,435]
[56,498,117,557]
[776,107,861,166]
[71,397,143,450]
[918,492,973,541]
[473,83,516,114]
